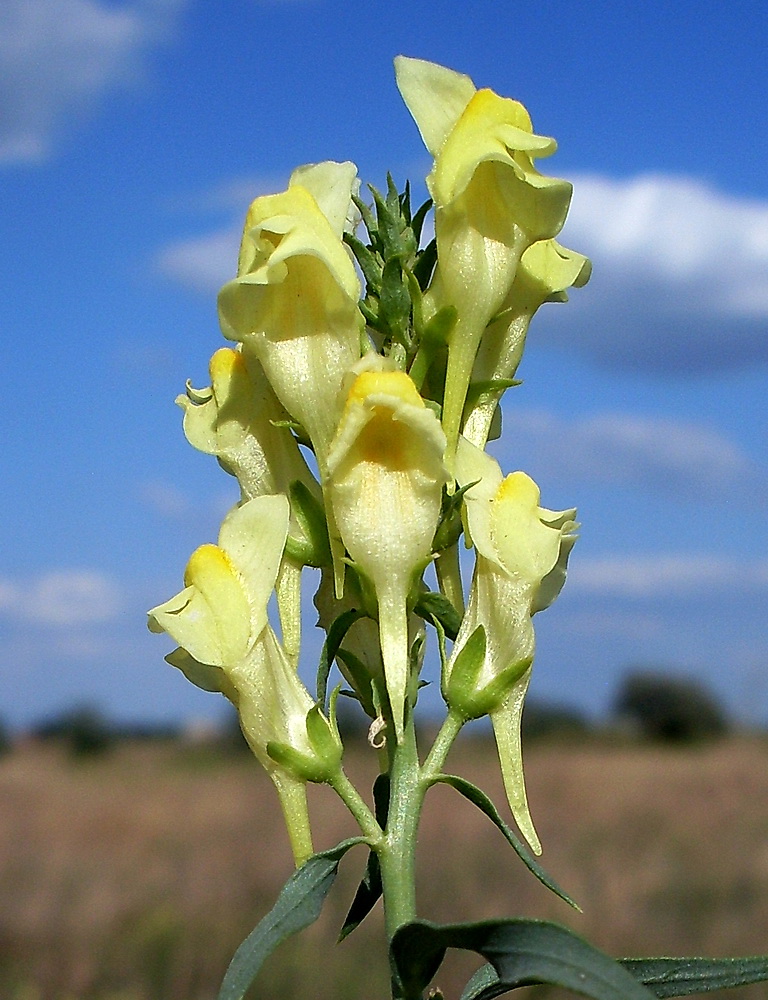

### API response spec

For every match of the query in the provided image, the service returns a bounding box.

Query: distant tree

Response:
[0,717,10,755]
[521,700,592,742]
[614,669,729,743]
[34,704,114,756]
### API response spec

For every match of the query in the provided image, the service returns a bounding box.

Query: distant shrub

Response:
[521,700,592,742]
[33,705,114,756]
[614,670,729,743]
[0,718,10,756]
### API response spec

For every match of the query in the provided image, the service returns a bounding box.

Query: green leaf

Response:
[217,838,368,1000]
[430,774,579,910]
[343,231,382,293]
[413,590,462,641]
[620,955,768,997]
[338,775,390,942]
[411,197,433,245]
[459,964,501,1000]
[316,608,367,708]
[413,237,437,290]
[390,919,659,1000]
[287,480,331,568]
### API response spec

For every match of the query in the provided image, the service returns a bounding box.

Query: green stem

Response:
[378,713,422,940]
[273,774,314,867]
[328,768,383,844]
[422,708,465,782]
[435,542,465,616]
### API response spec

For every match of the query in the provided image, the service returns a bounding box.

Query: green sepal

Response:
[305,701,343,774]
[432,477,476,553]
[620,955,768,998]
[390,918,659,1000]
[442,624,486,708]
[467,657,532,720]
[316,607,368,709]
[338,774,390,942]
[285,480,331,568]
[216,837,368,1000]
[413,590,462,641]
[429,774,578,909]
[445,626,532,720]
[266,740,330,784]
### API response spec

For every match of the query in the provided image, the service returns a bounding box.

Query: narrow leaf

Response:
[316,608,367,708]
[218,838,367,1000]
[430,774,579,909]
[460,964,501,1000]
[391,919,659,1000]
[338,776,390,941]
[621,955,768,998]
[413,590,462,641]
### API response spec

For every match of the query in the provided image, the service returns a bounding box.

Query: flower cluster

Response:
[148,57,588,861]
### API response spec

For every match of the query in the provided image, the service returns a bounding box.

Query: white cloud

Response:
[0,0,183,164]
[571,553,768,598]
[156,225,240,293]
[157,171,768,373]
[542,173,768,372]
[155,175,288,292]
[497,409,762,499]
[0,570,121,625]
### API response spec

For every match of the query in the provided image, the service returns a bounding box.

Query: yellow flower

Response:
[147,495,333,865]
[326,356,450,740]
[217,161,364,472]
[444,440,577,852]
[463,239,591,449]
[178,347,319,505]
[178,347,328,664]
[394,57,573,462]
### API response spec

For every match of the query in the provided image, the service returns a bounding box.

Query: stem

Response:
[378,712,422,939]
[422,708,465,782]
[435,542,465,616]
[328,768,383,843]
[273,774,314,867]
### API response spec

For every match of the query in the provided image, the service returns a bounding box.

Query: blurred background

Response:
[1,1,767,997]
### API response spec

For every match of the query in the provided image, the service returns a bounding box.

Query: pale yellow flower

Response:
[326,356,450,740]
[147,495,331,864]
[395,57,573,462]
[218,161,364,472]
[444,441,577,852]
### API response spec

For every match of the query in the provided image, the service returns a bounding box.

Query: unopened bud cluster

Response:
[149,57,588,861]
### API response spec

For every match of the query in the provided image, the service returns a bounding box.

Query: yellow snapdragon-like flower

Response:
[179,347,319,504]
[394,56,573,462]
[444,441,577,852]
[147,495,336,865]
[217,161,364,473]
[326,356,450,740]
[463,239,591,449]
[178,347,327,664]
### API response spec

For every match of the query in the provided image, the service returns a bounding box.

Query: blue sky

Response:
[1,0,767,729]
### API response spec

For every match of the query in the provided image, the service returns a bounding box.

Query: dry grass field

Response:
[2,733,768,1000]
